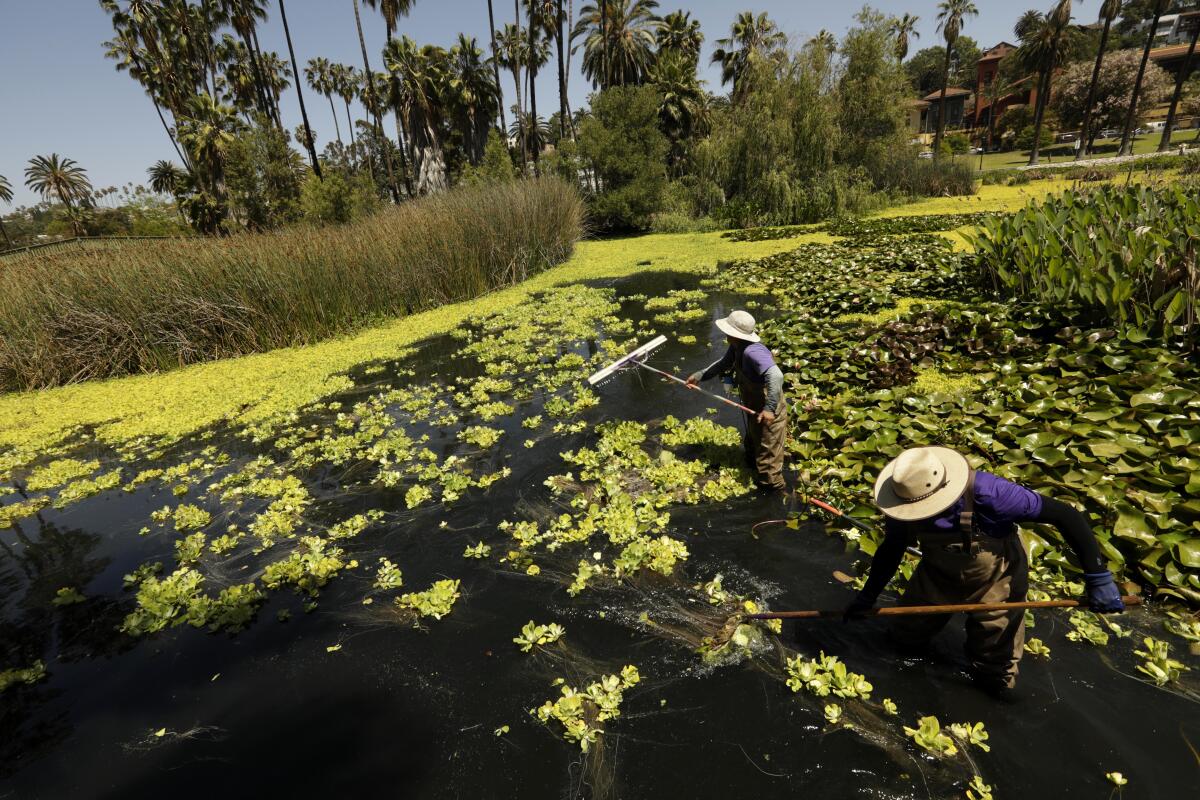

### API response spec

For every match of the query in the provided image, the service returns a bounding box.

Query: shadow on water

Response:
[1,268,1198,799]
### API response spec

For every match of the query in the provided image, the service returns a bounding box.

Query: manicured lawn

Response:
[970,129,1200,172]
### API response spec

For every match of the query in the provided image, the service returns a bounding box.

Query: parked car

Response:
[1100,128,1120,139]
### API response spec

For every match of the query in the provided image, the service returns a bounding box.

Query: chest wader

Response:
[891,470,1029,689]
[735,358,788,491]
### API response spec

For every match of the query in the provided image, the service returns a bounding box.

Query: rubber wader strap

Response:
[958,468,977,550]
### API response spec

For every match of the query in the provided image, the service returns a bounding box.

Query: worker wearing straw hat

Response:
[844,446,1125,694]
[686,310,787,491]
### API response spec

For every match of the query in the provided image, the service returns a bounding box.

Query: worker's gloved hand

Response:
[1083,571,1124,613]
[685,372,703,387]
[843,593,876,623]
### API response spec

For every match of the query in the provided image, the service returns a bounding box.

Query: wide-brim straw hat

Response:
[874,446,970,521]
[715,310,760,342]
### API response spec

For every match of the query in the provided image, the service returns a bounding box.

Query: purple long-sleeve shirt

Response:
[883,471,1043,540]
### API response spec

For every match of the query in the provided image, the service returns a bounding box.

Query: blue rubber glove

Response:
[843,593,876,622]
[1083,571,1124,613]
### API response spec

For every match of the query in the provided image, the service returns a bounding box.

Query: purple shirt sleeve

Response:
[975,471,1043,524]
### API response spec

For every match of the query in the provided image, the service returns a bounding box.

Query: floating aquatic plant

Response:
[463,542,491,559]
[0,661,46,692]
[396,579,461,623]
[966,775,994,800]
[513,621,566,653]
[531,665,640,752]
[260,537,352,597]
[51,587,86,607]
[785,652,873,700]
[1133,637,1189,686]
[903,716,958,757]
[373,558,404,591]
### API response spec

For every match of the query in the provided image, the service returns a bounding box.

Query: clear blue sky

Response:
[0,1,1024,207]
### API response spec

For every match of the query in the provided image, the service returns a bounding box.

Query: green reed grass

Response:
[0,177,584,390]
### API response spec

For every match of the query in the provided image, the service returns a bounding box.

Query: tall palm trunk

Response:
[239,28,273,122]
[1077,16,1114,160]
[487,0,508,135]
[383,20,415,197]
[556,0,568,140]
[250,27,284,128]
[55,185,82,237]
[1159,20,1200,152]
[344,97,358,154]
[1119,10,1164,157]
[933,42,954,156]
[328,94,343,144]
[0,218,12,249]
[353,0,401,202]
[528,3,540,174]
[279,0,323,178]
[514,0,527,167]
[1028,49,1059,166]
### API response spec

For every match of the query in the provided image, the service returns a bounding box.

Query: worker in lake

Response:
[686,310,787,491]
[843,446,1126,695]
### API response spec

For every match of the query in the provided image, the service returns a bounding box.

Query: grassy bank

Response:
[0,178,583,391]
[0,180,1067,456]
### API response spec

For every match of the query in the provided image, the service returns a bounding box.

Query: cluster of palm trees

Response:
[101,0,322,232]
[0,157,97,242]
[908,0,1199,166]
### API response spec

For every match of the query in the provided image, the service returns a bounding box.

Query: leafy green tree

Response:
[838,9,911,178]
[933,0,978,156]
[459,129,518,185]
[224,115,306,229]
[577,85,668,230]
[903,38,980,95]
[24,154,93,236]
[299,170,378,222]
[711,11,787,101]
[572,1,661,90]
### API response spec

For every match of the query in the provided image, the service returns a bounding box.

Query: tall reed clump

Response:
[969,184,1199,341]
[0,177,584,390]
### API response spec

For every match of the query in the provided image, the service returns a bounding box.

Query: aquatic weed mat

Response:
[1,218,1198,798]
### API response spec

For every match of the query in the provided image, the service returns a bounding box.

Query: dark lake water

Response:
[2,270,1197,799]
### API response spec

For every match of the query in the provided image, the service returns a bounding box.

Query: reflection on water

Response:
[1,270,1197,800]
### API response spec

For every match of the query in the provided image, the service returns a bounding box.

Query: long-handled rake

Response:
[587,335,756,414]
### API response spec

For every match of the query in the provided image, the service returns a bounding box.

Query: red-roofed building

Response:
[973,42,1039,148]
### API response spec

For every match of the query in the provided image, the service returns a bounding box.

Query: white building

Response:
[1136,14,1192,46]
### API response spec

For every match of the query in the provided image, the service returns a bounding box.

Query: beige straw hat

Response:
[715,310,760,342]
[873,446,970,521]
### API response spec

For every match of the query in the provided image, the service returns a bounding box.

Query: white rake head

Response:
[586,335,668,387]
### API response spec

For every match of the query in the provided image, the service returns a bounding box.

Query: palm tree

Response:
[810,30,838,57]
[711,11,786,100]
[449,34,500,164]
[1120,0,1172,156]
[496,22,529,162]
[486,0,508,135]
[555,0,569,140]
[657,9,703,67]
[0,174,13,248]
[1023,1,1074,167]
[573,0,660,90]
[1159,7,1200,151]
[384,37,449,194]
[332,63,362,155]
[1077,0,1122,159]
[651,50,707,175]
[224,0,276,124]
[148,160,187,195]
[24,155,94,237]
[933,0,978,157]
[890,13,920,62]
[351,0,402,201]
[277,0,322,178]
[307,58,343,145]
[364,0,414,40]
[979,74,1018,157]
[508,111,551,157]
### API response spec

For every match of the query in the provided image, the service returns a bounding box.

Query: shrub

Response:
[969,184,1199,339]
[945,132,971,155]
[0,177,584,390]
[299,171,379,224]
[872,152,977,196]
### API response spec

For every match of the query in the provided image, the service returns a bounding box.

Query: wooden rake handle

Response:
[747,596,1143,620]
